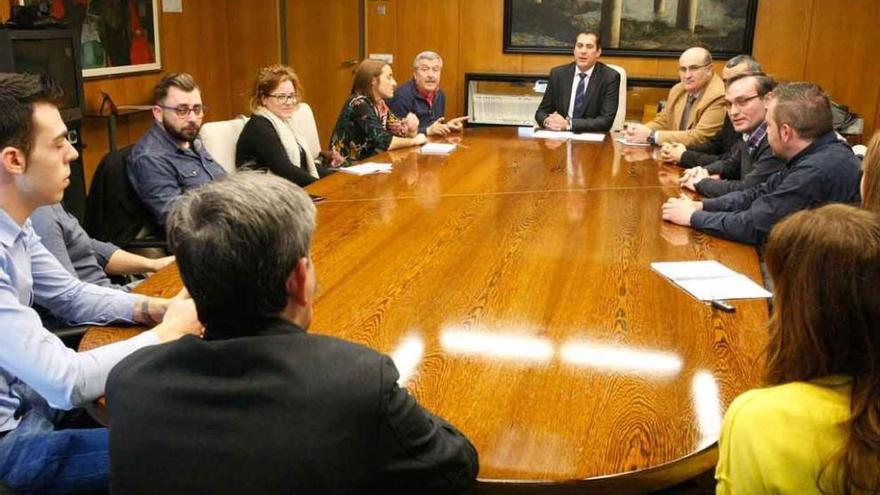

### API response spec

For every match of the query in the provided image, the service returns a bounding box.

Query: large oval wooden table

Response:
[81,127,769,494]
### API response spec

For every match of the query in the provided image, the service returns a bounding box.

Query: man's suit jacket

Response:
[646,73,726,146]
[107,318,479,495]
[695,134,785,198]
[679,116,738,169]
[535,61,621,133]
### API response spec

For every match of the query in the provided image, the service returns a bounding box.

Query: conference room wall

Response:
[366,0,879,140]
[0,0,280,190]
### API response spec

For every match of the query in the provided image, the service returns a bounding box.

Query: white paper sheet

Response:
[419,143,457,154]
[337,162,393,175]
[651,261,771,301]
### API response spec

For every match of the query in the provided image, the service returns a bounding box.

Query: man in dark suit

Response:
[534,31,621,133]
[106,172,479,494]
[678,73,784,198]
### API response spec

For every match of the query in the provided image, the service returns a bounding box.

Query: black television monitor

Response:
[0,29,85,123]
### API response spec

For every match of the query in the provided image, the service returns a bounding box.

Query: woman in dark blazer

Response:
[236,64,340,187]
[329,59,426,164]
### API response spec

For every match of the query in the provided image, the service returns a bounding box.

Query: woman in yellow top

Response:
[715,203,880,494]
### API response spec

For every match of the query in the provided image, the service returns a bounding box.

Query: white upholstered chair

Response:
[289,102,321,158]
[199,115,249,174]
[606,63,628,132]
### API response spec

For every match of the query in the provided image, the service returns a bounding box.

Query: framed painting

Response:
[21,0,161,78]
[503,0,758,59]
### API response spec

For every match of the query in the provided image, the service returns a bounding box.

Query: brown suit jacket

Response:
[646,73,726,146]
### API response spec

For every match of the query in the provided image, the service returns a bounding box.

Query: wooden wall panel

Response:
[287,0,361,146]
[394,0,462,120]
[802,0,880,139]
[752,0,813,83]
[0,3,9,22]
[227,0,282,116]
[365,0,395,55]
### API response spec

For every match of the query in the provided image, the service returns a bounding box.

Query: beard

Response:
[162,119,200,143]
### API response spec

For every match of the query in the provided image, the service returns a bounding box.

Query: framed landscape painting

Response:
[24,0,161,78]
[503,0,758,59]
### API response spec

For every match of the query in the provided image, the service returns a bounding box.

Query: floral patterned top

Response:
[329,94,409,164]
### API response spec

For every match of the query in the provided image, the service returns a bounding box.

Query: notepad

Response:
[337,162,393,175]
[520,128,606,142]
[533,129,573,139]
[569,132,605,143]
[651,260,771,301]
[419,143,457,154]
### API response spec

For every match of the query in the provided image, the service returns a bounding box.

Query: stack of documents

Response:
[651,260,771,301]
[419,143,457,154]
[338,162,393,175]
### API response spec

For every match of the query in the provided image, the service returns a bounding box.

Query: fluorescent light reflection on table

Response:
[439,327,554,363]
[559,340,683,377]
[390,332,425,386]
[691,370,722,449]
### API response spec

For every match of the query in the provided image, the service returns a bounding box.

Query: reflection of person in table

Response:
[107,172,479,494]
[0,73,201,494]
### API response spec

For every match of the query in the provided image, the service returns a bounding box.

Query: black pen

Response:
[710,299,736,313]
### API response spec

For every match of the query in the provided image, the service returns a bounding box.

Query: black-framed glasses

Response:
[724,94,762,111]
[678,62,712,74]
[268,93,298,104]
[158,104,206,117]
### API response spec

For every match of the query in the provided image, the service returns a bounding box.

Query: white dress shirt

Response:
[567,65,595,117]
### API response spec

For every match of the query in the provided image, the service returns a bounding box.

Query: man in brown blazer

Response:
[625,47,726,146]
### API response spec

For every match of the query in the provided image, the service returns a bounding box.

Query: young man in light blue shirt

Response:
[0,73,202,494]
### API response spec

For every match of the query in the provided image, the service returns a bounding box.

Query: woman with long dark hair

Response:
[329,59,426,163]
[716,203,880,494]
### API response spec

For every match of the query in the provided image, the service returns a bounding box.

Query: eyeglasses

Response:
[268,93,298,104]
[678,62,712,74]
[724,94,762,111]
[158,104,206,117]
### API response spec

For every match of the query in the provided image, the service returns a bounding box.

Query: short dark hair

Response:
[350,59,388,102]
[725,55,762,72]
[726,72,777,96]
[576,31,602,49]
[767,82,833,140]
[0,73,63,157]
[153,72,199,105]
[167,172,316,336]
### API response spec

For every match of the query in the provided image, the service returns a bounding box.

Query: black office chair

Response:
[83,145,167,252]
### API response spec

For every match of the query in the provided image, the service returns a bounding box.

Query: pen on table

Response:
[710,299,736,313]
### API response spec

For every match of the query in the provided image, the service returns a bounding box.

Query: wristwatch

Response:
[566,116,572,131]
[647,131,657,145]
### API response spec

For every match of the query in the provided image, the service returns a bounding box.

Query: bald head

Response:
[678,47,714,93]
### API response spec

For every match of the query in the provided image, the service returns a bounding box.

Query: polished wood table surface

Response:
[81,127,769,494]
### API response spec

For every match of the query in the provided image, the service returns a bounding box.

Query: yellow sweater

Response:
[715,376,851,494]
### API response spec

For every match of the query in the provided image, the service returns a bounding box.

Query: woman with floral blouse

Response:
[330,60,426,163]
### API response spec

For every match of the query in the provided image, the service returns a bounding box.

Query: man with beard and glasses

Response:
[128,73,227,226]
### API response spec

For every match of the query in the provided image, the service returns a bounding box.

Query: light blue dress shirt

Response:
[0,209,158,432]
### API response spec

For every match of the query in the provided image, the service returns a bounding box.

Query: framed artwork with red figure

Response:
[19,0,161,78]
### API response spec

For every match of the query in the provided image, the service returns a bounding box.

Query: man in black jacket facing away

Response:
[535,31,620,133]
[661,82,861,245]
[106,172,479,494]
[677,73,784,198]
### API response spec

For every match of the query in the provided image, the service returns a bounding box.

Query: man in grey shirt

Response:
[31,204,173,290]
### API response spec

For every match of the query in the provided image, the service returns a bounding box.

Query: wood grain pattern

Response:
[82,128,768,491]
[286,0,361,147]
